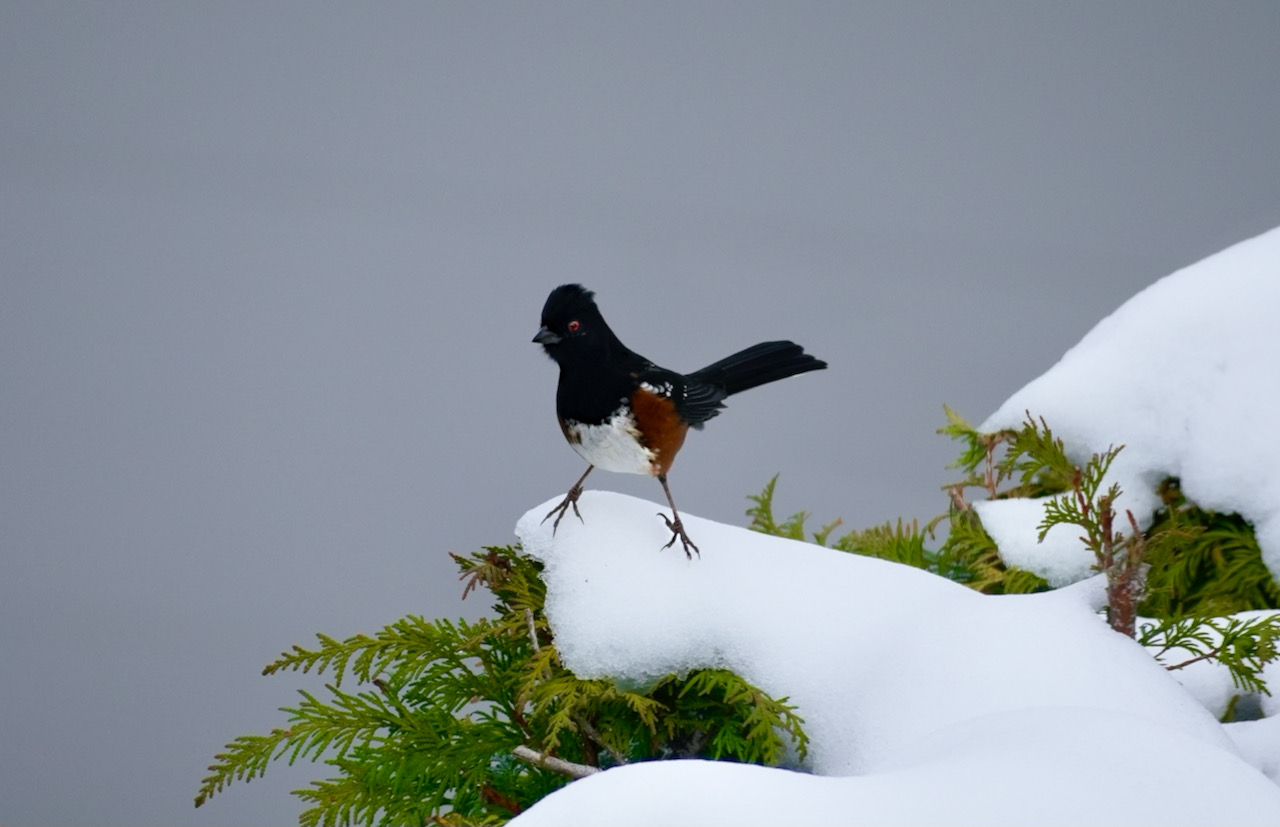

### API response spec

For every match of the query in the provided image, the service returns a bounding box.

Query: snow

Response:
[1228,716,1280,787]
[508,711,1280,827]
[978,225,1280,583]
[974,495,1095,587]
[507,228,1280,825]
[510,492,1280,825]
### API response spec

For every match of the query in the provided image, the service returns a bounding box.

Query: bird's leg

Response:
[543,465,594,534]
[656,475,700,559]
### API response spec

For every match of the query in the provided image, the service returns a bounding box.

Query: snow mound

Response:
[509,492,1280,825]
[516,710,1280,827]
[979,225,1280,583]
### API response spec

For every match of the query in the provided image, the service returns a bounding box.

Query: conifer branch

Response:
[198,405,1280,821]
[199,543,812,822]
[574,713,628,766]
[525,608,540,654]
[512,745,599,779]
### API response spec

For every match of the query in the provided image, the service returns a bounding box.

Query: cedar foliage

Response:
[200,408,1280,822]
[748,408,1280,714]
[195,546,807,825]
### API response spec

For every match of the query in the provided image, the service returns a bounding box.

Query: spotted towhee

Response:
[533,284,827,557]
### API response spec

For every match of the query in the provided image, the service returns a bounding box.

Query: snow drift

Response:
[508,492,1280,825]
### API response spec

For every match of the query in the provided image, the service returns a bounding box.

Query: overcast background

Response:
[3,4,1279,825]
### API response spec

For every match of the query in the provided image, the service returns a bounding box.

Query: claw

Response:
[542,485,584,535]
[658,512,700,559]
[542,466,595,536]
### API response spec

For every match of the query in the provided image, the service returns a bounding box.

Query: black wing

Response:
[638,341,825,429]
[635,365,727,429]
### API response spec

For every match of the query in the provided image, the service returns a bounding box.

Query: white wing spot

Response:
[640,381,674,397]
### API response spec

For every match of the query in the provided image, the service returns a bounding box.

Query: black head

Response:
[533,284,619,360]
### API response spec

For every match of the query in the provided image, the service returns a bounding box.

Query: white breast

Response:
[564,410,656,475]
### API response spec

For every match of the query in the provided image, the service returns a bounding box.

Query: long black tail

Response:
[688,341,826,397]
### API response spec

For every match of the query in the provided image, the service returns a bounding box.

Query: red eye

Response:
[567,320,581,333]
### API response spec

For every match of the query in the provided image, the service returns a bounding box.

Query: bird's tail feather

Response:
[689,341,826,397]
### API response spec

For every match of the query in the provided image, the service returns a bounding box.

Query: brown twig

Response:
[512,745,599,779]
[480,783,524,816]
[525,608,540,654]
[575,714,628,766]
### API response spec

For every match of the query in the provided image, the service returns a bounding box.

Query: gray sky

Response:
[3,4,1279,824]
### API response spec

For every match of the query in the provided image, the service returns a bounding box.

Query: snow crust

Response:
[509,492,1280,825]
[978,225,1280,583]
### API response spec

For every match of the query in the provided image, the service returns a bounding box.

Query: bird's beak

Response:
[533,326,561,345]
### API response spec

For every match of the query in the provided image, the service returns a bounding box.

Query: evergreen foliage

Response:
[196,546,807,825]
[749,408,1280,713]
[201,407,1280,822]
[1032,442,1146,635]
[1142,479,1280,616]
[1140,614,1280,697]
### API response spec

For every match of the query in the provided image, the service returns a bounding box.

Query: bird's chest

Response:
[561,407,657,475]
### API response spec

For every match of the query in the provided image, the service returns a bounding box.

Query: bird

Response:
[533,284,827,558]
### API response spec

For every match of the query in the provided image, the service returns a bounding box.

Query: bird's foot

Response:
[659,512,700,559]
[543,484,585,534]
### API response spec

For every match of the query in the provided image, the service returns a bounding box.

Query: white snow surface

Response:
[509,491,1280,826]
[978,225,1280,584]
